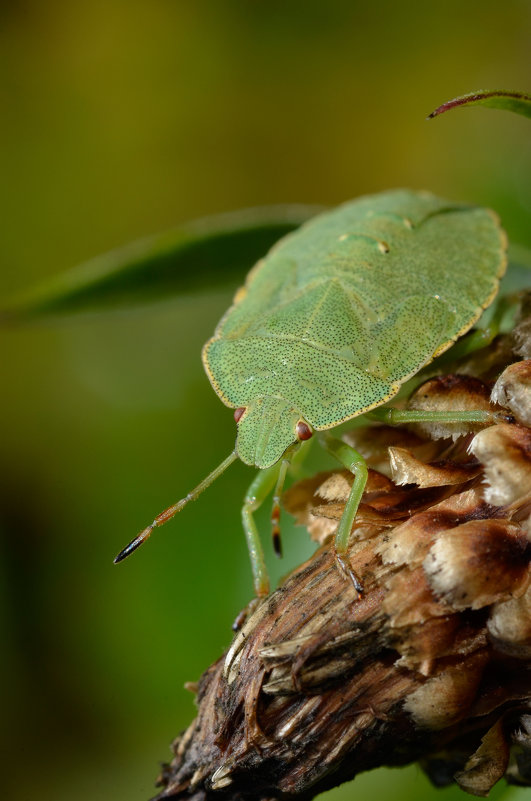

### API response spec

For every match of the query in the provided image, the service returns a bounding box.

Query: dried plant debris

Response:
[154,330,531,801]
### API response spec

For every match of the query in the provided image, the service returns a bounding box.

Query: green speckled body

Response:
[202,190,506,468]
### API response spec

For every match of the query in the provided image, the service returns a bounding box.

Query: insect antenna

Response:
[113,450,239,563]
[270,449,294,558]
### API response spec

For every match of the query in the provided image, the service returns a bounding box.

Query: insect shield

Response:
[115,189,507,598]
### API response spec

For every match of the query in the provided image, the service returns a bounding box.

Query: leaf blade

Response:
[428,90,531,120]
[2,205,321,321]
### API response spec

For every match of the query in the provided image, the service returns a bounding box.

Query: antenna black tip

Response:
[113,528,152,564]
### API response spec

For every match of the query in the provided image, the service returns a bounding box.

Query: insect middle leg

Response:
[270,451,295,558]
[319,432,368,598]
[242,463,282,597]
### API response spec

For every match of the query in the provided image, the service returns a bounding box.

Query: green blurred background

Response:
[1,2,530,800]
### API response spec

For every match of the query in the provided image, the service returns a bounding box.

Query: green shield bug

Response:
[114,189,508,598]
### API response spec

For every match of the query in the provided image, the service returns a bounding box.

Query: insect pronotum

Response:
[114,189,508,598]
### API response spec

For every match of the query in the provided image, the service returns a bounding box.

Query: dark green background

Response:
[1,2,530,800]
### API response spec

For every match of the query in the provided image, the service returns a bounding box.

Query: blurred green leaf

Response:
[428,89,531,120]
[498,246,531,301]
[509,243,531,271]
[499,260,531,295]
[1,205,321,321]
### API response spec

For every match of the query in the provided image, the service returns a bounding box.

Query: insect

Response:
[114,189,507,598]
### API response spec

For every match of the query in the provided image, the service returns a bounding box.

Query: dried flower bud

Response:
[491,360,531,426]
[153,325,531,801]
[469,423,531,505]
[487,584,531,657]
[423,520,530,611]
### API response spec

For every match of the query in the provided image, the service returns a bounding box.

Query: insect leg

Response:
[271,447,297,558]
[242,463,282,597]
[318,432,368,598]
[366,408,512,426]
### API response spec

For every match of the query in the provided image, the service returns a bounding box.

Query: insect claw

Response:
[113,524,153,563]
[335,553,364,599]
[269,453,291,561]
[493,411,516,425]
[232,608,248,632]
[272,525,283,558]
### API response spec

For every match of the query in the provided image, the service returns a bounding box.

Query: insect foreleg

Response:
[242,463,282,597]
[318,433,367,598]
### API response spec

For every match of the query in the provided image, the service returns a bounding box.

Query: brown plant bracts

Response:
[153,306,531,801]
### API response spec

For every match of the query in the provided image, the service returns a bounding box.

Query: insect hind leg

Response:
[366,407,512,426]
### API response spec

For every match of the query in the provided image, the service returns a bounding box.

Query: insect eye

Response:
[234,407,246,423]
[296,421,313,441]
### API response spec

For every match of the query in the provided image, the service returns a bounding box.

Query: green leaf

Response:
[501,246,531,295]
[428,90,531,120]
[499,260,531,296]
[508,242,531,271]
[1,205,321,321]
